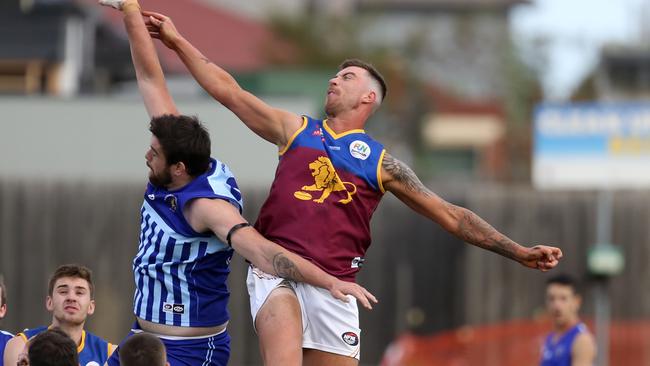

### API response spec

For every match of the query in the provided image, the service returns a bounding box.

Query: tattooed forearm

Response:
[383,153,433,197]
[272,253,305,282]
[452,203,521,261]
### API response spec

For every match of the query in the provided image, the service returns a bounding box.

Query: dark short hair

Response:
[546,274,579,294]
[48,264,94,298]
[149,114,211,177]
[339,59,387,101]
[0,275,6,307]
[28,328,79,366]
[120,333,167,366]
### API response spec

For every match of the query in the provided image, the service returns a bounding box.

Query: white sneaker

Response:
[98,0,124,10]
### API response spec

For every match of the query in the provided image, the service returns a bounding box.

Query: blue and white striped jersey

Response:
[133,158,243,327]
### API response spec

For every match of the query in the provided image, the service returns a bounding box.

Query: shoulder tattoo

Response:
[382,153,432,197]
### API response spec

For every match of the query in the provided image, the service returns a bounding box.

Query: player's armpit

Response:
[381,153,458,229]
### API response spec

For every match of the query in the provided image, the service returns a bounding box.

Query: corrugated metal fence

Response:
[1,180,649,365]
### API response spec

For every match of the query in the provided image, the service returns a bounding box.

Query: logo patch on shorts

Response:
[341,331,359,346]
[163,302,185,314]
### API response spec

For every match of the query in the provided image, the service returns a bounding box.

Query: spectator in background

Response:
[3,264,115,366]
[0,275,15,365]
[540,274,596,366]
[120,333,169,366]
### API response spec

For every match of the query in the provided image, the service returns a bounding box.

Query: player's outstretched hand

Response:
[519,245,563,271]
[142,10,182,50]
[328,280,378,310]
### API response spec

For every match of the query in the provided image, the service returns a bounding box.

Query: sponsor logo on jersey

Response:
[163,302,185,314]
[86,362,101,366]
[164,194,177,212]
[351,257,365,268]
[293,156,357,204]
[148,194,155,200]
[350,140,371,160]
[328,145,341,151]
[341,331,359,346]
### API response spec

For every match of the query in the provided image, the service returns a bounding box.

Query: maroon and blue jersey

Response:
[20,327,113,366]
[540,323,588,366]
[255,116,386,281]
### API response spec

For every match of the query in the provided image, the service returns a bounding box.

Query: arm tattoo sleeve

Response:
[272,253,306,282]
[382,153,433,197]
[450,202,521,261]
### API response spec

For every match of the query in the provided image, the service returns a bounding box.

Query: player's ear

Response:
[87,299,96,316]
[575,294,582,308]
[362,90,376,105]
[173,161,187,176]
[46,296,53,311]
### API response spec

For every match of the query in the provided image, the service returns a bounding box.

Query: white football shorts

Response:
[246,265,361,359]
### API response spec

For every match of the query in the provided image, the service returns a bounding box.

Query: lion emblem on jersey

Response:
[294,156,357,204]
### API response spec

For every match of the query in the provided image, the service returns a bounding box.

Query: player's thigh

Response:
[255,287,303,364]
[299,284,361,360]
[303,349,359,366]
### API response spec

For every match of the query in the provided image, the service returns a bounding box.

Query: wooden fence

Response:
[1,180,649,365]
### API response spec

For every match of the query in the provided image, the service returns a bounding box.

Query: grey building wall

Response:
[0,96,317,188]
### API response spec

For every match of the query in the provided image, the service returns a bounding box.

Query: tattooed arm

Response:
[381,153,562,271]
[142,11,302,147]
[185,197,378,308]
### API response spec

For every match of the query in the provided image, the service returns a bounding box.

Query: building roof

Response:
[98,0,294,73]
[425,84,505,117]
[357,0,529,12]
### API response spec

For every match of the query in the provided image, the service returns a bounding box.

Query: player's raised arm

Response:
[186,198,378,309]
[142,11,302,147]
[381,152,563,271]
[100,0,178,117]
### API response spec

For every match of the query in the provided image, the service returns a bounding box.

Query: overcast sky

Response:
[511,0,649,100]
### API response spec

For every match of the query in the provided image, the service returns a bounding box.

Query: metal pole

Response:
[594,189,612,366]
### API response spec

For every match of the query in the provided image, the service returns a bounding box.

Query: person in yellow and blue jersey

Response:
[24,328,79,366]
[3,265,116,366]
[0,276,14,366]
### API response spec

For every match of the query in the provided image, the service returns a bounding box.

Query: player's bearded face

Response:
[146,136,173,188]
[148,164,173,187]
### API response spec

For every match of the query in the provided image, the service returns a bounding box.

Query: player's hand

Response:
[519,245,563,271]
[328,279,378,310]
[142,11,182,50]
